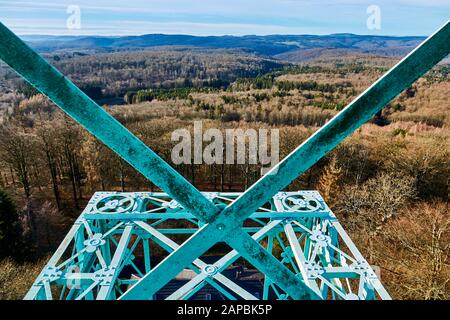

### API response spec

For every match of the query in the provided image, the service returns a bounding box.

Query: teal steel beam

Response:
[25,191,390,300]
[121,21,450,299]
[121,219,318,299]
[96,224,133,300]
[166,220,281,300]
[2,18,447,300]
[218,20,450,224]
[285,223,321,294]
[0,22,219,222]
[122,202,313,299]
[24,220,83,300]
[226,230,321,298]
[0,27,305,298]
[83,210,331,220]
[134,221,259,300]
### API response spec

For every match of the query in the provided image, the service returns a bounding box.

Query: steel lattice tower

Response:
[0,20,448,300]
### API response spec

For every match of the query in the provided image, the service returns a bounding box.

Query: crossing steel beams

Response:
[25,191,390,300]
[0,20,448,300]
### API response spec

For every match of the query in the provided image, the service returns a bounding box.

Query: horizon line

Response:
[19,32,428,38]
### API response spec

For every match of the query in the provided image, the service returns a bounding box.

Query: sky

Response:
[0,0,448,36]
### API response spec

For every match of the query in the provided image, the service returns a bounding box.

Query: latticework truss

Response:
[25,192,390,300]
[0,19,448,301]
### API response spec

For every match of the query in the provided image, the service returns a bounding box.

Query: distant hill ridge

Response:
[21,33,425,58]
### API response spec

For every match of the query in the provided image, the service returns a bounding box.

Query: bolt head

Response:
[203,265,218,276]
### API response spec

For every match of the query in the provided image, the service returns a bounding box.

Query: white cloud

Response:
[3,18,334,36]
[0,0,448,35]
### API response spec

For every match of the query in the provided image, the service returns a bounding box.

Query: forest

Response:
[0,48,448,300]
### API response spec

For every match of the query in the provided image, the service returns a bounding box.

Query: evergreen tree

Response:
[0,189,25,260]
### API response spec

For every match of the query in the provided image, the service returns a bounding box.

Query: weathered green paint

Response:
[1,19,448,300]
[0,21,320,299]
[121,220,317,299]
[0,22,219,222]
[220,20,450,224]
[25,192,390,300]
[121,20,450,299]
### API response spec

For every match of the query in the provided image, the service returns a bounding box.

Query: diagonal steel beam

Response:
[0,22,317,299]
[96,224,133,300]
[2,19,448,300]
[218,20,450,224]
[166,220,282,300]
[121,219,318,299]
[0,22,218,222]
[120,20,450,299]
[134,221,259,300]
